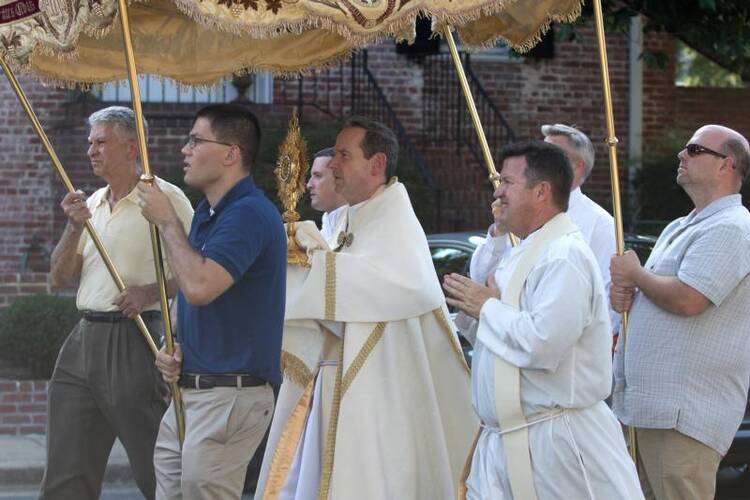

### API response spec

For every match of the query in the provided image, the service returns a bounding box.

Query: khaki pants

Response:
[154,384,274,500]
[636,428,721,500]
[40,316,168,500]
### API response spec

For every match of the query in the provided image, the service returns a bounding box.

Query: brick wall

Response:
[0,380,47,435]
[0,274,51,309]
[0,75,62,275]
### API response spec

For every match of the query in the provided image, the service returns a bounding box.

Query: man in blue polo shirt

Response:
[138,104,286,499]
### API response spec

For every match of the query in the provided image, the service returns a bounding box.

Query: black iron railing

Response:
[422,51,515,168]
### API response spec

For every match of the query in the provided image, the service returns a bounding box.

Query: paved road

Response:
[1,483,747,499]
[0,487,254,499]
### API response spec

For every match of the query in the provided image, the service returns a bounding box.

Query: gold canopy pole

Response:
[591,0,636,460]
[116,0,185,446]
[0,56,158,358]
[443,26,519,246]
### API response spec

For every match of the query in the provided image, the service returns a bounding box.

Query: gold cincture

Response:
[275,110,310,266]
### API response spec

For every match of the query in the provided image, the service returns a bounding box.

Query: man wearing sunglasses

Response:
[609,125,750,500]
[138,104,287,499]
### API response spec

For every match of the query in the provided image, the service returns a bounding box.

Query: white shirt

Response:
[320,204,347,245]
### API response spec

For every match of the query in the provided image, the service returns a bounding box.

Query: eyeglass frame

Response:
[185,134,243,150]
[684,143,728,159]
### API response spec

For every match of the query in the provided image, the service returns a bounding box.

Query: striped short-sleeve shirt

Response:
[612,194,750,455]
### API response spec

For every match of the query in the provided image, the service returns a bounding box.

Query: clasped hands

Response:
[443,273,500,319]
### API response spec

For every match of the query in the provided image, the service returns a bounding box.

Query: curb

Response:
[0,463,134,488]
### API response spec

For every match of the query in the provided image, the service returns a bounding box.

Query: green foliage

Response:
[571,0,750,82]
[676,42,743,88]
[0,294,79,379]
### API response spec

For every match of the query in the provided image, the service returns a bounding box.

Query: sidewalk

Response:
[0,434,133,488]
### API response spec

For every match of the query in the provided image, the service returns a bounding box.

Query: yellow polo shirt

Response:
[75,176,194,311]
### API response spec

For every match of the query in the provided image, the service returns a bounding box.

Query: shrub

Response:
[0,294,79,379]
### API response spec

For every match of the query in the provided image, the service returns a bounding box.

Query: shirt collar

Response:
[569,187,584,207]
[95,183,140,208]
[324,204,347,225]
[200,175,256,217]
[684,194,742,225]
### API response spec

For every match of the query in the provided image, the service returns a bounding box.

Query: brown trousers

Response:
[39,316,168,500]
[154,385,274,500]
[636,427,722,500]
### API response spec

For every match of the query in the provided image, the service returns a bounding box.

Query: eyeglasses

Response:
[685,143,727,159]
[185,134,241,150]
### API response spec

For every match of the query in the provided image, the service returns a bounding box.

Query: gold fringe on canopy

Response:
[0,0,584,87]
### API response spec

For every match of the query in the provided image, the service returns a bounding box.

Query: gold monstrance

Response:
[275,110,310,266]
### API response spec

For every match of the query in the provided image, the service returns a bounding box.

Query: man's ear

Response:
[573,159,586,182]
[370,152,387,178]
[224,145,242,167]
[127,139,140,162]
[536,181,552,202]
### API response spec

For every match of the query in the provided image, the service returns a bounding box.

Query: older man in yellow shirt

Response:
[40,106,193,500]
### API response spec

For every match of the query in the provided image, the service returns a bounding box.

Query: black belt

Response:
[178,373,267,389]
[82,310,162,323]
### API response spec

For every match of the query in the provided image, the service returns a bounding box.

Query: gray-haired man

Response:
[542,124,619,334]
[41,106,193,500]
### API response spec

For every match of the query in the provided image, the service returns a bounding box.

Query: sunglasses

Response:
[685,143,727,159]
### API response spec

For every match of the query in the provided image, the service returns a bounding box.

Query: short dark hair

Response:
[195,104,261,171]
[341,116,399,179]
[499,140,573,211]
[314,147,335,160]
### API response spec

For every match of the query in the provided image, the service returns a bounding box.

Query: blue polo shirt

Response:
[177,176,286,385]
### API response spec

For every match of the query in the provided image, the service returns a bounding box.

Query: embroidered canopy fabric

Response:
[0,0,582,86]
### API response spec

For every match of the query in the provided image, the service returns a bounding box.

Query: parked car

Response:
[427,230,750,485]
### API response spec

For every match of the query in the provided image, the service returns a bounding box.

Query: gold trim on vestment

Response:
[341,322,386,396]
[281,351,314,388]
[263,378,315,500]
[324,251,336,320]
[433,308,471,374]
[318,339,345,500]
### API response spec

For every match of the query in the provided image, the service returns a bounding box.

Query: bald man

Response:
[610,125,750,500]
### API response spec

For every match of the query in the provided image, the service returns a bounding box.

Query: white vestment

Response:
[457,215,642,500]
[256,180,478,500]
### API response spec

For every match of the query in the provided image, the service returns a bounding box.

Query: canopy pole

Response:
[591,0,636,460]
[116,0,185,446]
[0,55,159,358]
[443,26,519,247]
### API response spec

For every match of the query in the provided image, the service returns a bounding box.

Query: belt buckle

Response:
[236,375,242,389]
[194,374,201,390]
